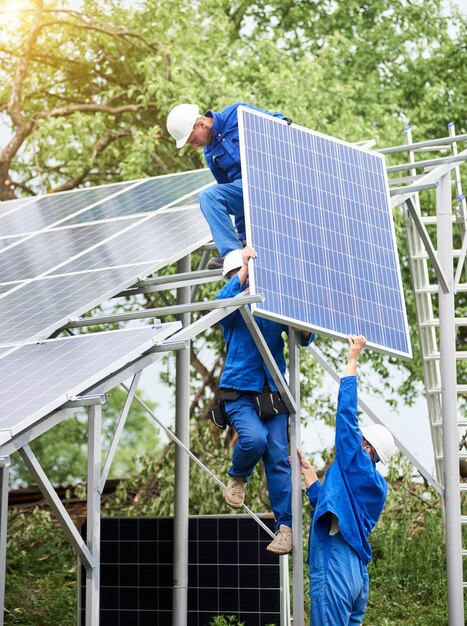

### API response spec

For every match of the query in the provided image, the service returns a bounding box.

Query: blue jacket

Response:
[306,377,387,566]
[204,102,286,184]
[216,273,314,392]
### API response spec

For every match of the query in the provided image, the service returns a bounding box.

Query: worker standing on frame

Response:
[216,245,314,554]
[166,102,287,268]
[298,335,396,625]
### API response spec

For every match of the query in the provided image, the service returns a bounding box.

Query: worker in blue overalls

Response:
[217,245,314,554]
[166,102,286,268]
[298,334,396,625]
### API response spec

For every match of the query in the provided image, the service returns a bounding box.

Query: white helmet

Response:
[166,103,199,148]
[361,424,396,465]
[222,249,244,277]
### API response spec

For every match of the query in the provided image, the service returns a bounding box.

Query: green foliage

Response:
[209,617,244,626]
[5,507,76,625]
[365,458,451,624]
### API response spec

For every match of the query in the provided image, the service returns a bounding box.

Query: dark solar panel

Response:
[79,516,281,626]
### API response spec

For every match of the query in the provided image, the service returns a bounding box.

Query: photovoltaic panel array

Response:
[238,107,411,358]
[0,324,180,450]
[0,169,214,346]
[80,516,280,626]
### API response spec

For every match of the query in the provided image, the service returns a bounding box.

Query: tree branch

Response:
[48,128,134,193]
[34,101,154,121]
[8,0,45,128]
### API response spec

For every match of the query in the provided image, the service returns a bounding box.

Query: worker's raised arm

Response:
[343,334,366,377]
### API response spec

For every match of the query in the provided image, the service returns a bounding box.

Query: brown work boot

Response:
[266,525,292,555]
[224,476,246,508]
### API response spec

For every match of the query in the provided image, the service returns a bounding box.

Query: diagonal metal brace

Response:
[239,307,297,414]
[454,229,467,291]
[405,196,449,293]
[18,445,95,570]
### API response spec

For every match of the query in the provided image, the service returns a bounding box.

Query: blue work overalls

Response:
[217,274,313,530]
[200,102,285,257]
[305,377,387,625]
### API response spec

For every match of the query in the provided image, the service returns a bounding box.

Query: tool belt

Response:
[208,388,288,430]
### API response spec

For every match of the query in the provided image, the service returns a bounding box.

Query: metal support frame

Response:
[289,329,304,626]
[18,445,95,569]
[115,268,223,297]
[437,174,464,625]
[173,254,190,626]
[98,372,142,494]
[85,403,102,626]
[120,383,275,539]
[404,197,449,293]
[279,555,290,626]
[65,294,263,329]
[238,307,297,413]
[0,457,10,626]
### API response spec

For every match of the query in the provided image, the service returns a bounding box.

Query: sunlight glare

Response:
[0,0,34,44]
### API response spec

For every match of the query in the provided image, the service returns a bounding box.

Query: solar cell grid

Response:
[238,107,411,357]
[0,324,180,445]
[0,267,150,346]
[0,219,140,283]
[0,181,133,236]
[79,516,280,626]
[0,196,35,217]
[58,169,213,226]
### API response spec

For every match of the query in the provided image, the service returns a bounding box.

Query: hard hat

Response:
[166,104,199,148]
[361,424,396,465]
[222,249,244,277]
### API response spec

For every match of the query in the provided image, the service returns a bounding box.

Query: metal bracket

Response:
[405,196,449,293]
[64,394,107,408]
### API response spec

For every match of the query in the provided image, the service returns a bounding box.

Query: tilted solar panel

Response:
[0,181,133,237]
[59,169,213,226]
[0,324,180,448]
[238,107,411,358]
[0,170,213,346]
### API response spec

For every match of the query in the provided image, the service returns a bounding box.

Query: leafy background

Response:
[1,0,466,624]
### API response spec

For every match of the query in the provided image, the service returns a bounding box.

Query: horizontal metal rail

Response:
[66,295,263,328]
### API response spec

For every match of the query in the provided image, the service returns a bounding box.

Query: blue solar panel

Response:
[238,107,411,358]
[49,207,210,275]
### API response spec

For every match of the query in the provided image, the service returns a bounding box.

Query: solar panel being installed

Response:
[0,324,180,449]
[238,107,411,358]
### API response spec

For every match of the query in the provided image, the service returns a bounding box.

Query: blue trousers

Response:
[199,179,245,258]
[224,395,291,531]
[309,530,369,625]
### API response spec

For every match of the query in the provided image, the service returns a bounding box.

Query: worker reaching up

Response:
[298,335,396,626]
[166,102,287,269]
[215,245,314,554]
